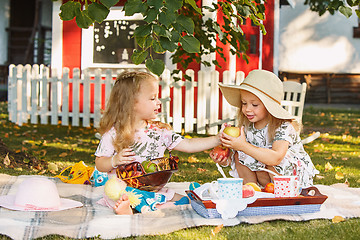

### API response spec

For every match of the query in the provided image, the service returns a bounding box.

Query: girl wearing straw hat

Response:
[211,69,318,188]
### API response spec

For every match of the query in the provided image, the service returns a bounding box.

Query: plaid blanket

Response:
[1,174,360,239]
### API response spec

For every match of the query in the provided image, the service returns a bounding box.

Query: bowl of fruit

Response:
[115,155,179,192]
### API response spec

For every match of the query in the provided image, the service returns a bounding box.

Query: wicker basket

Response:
[116,156,179,192]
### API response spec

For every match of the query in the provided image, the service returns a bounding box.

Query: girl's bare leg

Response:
[256,171,271,187]
[266,166,279,182]
[234,152,257,184]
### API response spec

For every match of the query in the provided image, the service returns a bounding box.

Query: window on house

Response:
[93,20,164,64]
[81,8,167,70]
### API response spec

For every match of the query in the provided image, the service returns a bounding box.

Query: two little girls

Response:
[95,69,318,214]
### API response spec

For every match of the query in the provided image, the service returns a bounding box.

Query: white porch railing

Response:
[7,64,244,134]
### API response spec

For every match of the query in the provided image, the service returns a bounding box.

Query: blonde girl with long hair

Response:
[211,70,318,188]
[95,71,221,214]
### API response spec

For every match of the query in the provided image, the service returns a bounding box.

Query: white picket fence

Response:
[7,64,245,134]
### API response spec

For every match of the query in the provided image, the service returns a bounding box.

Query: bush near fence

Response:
[7,64,245,134]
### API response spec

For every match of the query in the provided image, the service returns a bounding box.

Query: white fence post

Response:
[93,69,102,128]
[61,68,69,126]
[72,68,80,126]
[208,71,219,135]
[82,69,91,127]
[184,69,195,133]
[172,71,183,133]
[197,70,208,134]
[50,68,59,125]
[159,69,171,123]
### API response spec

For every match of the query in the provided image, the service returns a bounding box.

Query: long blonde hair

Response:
[237,100,300,143]
[98,71,165,153]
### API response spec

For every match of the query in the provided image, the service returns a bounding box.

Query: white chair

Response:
[281,81,320,144]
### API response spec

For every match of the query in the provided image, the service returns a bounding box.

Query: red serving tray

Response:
[186,186,328,209]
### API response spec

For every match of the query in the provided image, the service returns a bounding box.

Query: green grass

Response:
[0,102,360,239]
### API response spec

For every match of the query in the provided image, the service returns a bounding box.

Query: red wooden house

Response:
[51,0,288,116]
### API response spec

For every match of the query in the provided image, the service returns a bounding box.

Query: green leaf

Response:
[134,24,152,38]
[339,6,353,18]
[180,35,200,53]
[153,41,166,53]
[75,10,94,29]
[171,30,181,42]
[166,0,183,11]
[124,0,147,16]
[144,8,158,23]
[100,0,119,9]
[185,0,202,15]
[159,11,177,27]
[146,59,165,76]
[176,15,194,34]
[159,37,177,52]
[131,49,148,64]
[88,2,109,23]
[153,25,171,38]
[59,1,81,21]
[148,0,164,10]
[136,36,153,50]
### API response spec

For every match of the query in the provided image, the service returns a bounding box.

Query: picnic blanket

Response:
[1,174,360,240]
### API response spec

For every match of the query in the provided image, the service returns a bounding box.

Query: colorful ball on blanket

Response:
[104,177,126,201]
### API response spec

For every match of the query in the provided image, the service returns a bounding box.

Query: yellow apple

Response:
[223,126,240,137]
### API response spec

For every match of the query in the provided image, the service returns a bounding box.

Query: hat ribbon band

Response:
[241,83,281,105]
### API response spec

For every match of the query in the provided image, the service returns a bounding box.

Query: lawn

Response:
[0,102,360,239]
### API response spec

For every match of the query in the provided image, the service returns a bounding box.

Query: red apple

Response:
[223,126,240,137]
[210,145,230,159]
[242,185,255,198]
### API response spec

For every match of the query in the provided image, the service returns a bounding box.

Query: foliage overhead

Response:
[57,0,267,76]
[304,0,360,18]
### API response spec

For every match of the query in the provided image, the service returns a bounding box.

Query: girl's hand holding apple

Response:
[220,126,247,152]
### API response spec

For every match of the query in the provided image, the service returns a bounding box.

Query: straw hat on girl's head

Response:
[219,69,294,120]
[0,177,83,211]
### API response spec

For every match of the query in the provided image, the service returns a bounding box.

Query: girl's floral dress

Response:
[229,121,319,188]
[95,123,184,164]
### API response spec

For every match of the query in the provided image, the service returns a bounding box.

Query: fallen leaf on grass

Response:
[59,152,68,157]
[197,168,207,173]
[325,162,333,171]
[4,133,8,138]
[332,216,345,223]
[187,156,199,163]
[3,153,10,166]
[335,172,344,180]
[211,224,223,236]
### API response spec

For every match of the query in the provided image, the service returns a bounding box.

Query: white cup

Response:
[273,176,300,197]
[209,178,243,200]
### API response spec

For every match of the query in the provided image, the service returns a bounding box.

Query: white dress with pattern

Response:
[229,122,319,188]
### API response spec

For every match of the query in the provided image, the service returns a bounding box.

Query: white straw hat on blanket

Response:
[219,69,294,120]
[0,177,83,211]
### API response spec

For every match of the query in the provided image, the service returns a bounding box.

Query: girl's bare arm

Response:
[173,135,221,153]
